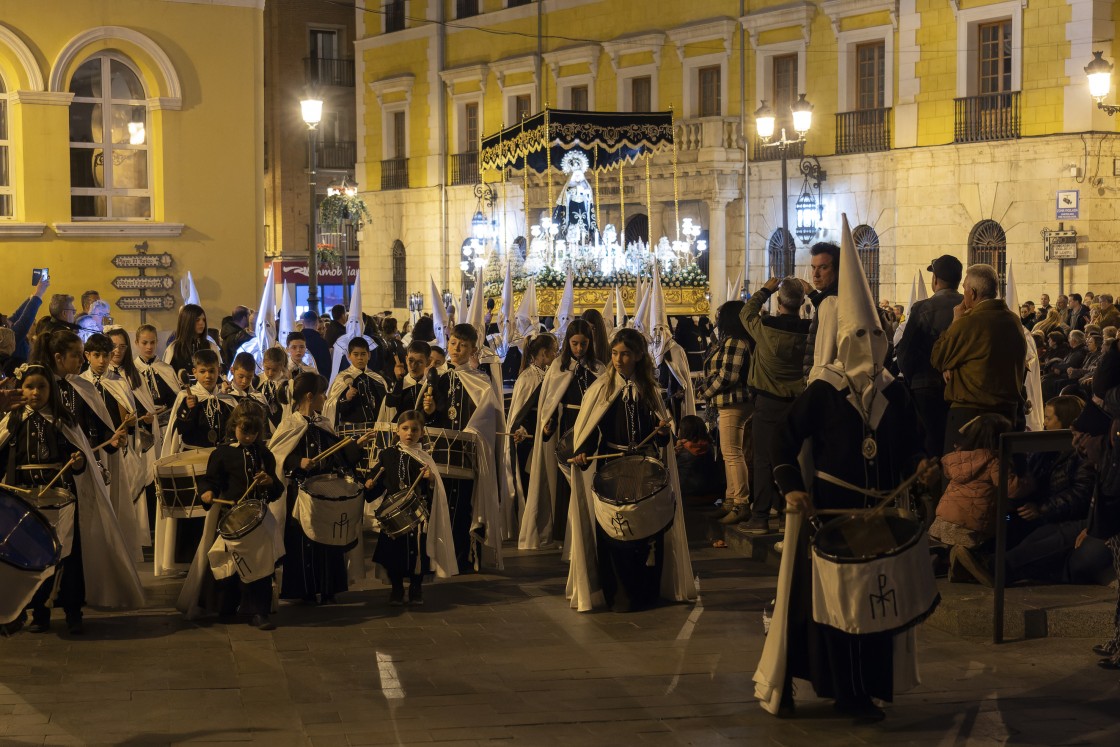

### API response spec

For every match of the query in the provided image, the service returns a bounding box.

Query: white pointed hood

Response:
[278,280,296,344]
[429,275,448,349]
[182,271,200,306]
[328,273,371,386]
[632,277,652,335]
[726,268,743,306]
[913,268,929,304]
[501,257,514,351]
[601,287,615,339]
[254,264,277,359]
[614,284,626,331]
[649,265,674,366]
[515,277,534,340]
[527,278,539,331]
[553,268,575,338]
[466,266,486,343]
[821,214,893,425]
[1005,261,1044,431]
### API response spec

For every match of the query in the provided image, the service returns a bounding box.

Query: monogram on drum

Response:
[869,573,898,619]
[611,512,632,537]
[333,512,351,540]
[233,551,252,578]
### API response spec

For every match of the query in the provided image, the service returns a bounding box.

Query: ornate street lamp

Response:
[1085,51,1120,115]
[327,174,360,305]
[756,94,825,250]
[301,94,324,314]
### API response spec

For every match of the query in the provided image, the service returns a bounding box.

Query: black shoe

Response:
[389,586,405,607]
[66,618,84,636]
[250,615,276,631]
[777,683,796,719]
[835,696,885,723]
[320,595,336,606]
[216,613,237,624]
[28,614,50,634]
[1093,642,1119,657]
[1097,656,1120,670]
[408,585,424,606]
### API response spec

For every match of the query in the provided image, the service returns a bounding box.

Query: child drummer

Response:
[180,402,283,629]
[162,349,238,454]
[325,336,388,428]
[258,347,291,430]
[366,410,457,605]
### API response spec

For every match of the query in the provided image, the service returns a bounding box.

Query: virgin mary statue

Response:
[553,151,597,246]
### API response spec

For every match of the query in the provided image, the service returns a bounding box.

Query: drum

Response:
[337,421,394,474]
[0,490,61,624]
[153,449,212,518]
[292,474,365,546]
[426,427,477,480]
[209,499,274,583]
[591,455,675,541]
[376,486,429,538]
[554,428,575,467]
[810,508,941,636]
[23,487,76,559]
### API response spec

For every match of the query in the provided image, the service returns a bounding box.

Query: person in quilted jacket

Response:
[929,412,1027,584]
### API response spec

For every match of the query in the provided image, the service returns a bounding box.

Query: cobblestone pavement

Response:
[2,511,1120,746]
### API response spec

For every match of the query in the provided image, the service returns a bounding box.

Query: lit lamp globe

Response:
[471,209,490,241]
[300,97,324,127]
[791,94,814,135]
[754,100,776,139]
[1085,51,1113,101]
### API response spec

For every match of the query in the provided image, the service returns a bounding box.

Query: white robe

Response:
[564,371,696,612]
[504,363,546,539]
[323,366,388,427]
[0,410,145,610]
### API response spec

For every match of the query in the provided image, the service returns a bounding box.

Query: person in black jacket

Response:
[299,311,332,375]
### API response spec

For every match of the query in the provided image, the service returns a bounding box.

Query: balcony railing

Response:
[674,116,741,152]
[315,141,356,170]
[304,57,355,88]
[753,136,803,162]
[450,152,480,186]
[954,91,1020,143]
[381,158,409,190]
[835,108,891,155]
[385,1,405,32]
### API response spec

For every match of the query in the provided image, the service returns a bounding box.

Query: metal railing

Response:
[835,108,891,154]
[316,141,356,170]
[303,57,355,88]
[385,1,405,32]
[381,158,409,190]
[994,429,1074,644]
[955,91,1020,143]
[450,152,480,185]
[753,135,803,162]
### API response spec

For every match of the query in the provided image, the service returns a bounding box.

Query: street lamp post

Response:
[328,174,359,306]
[754,94,815,250]
[301,95,324,315]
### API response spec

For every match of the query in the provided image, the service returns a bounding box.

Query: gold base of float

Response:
[507,285,710,317]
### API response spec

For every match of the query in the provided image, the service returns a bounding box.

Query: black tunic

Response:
[424,369,481,569]
[174,394,235,449]
[336,371,387,424]
[370,446,433,580]
[385,376,424,414]
[258,379,290,429]
[279,417,363,600]
[771,378,927,703]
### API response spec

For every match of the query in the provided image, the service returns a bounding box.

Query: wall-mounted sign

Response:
[1056,190,1079,219]
[111,252,173,269]
[111,275,175,290]
[117,295,177,311]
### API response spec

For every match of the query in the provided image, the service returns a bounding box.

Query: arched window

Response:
[392,240,407,308]
[624,213,649,245]
[853,224,881,303]
[768,227,795,279]
[0,75,11,218]
[68,54,151,219]
[968,219,1007,296]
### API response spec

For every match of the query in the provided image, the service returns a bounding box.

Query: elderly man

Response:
[1098,294,1120,331]
[801,242,840,382]
[1057,295,1070,327]
[931,264,1027,454]
[896,254,964,456]
[44,293,79,332]
[1042,329,1089,400]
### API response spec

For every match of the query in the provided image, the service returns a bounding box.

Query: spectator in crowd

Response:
[6,275,49,361]
[299,310,331,374]
[892,304,905,325]
[1019,304,1035,329]
[1046,330,1071,364]
[1038,294,1053,317]
[410,316,436,344]
[1068,293,1089,331]
[1003,395,1109,586]
[1032,307,1062,337]
[1056,294,1070,326]
[1085,291,1097,306]
[897,254,964,457]
[672,315,705,372]
[43,293,79,333]
[80,289,101,315]
[220,305,253,365]
[931,263,1027,454]
[802,242,840,382]
[1042,329,1088,400]
[739,277,811,534]
[1098,294,1120,330]
[674,414,726,504]
[697,300,753,525]
[325,304,347,348]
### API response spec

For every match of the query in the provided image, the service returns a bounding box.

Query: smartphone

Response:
[31,268,47,285]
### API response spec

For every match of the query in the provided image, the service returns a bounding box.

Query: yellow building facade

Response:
[356,0,1120,313]
[0,0,265,331]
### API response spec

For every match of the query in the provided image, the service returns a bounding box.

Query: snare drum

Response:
[591,455,675,541]
[0,490,62,624]
[209,499,274,583]
[23,488,76,559]
[426,427,477,480]
[292,474,365,546]
[153,449,212,518]
[376,487,429,538]
[811,508,940,636]
[554,428,575,468]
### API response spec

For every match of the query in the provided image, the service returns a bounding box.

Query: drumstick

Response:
[211,498,234,506]
[92,419,135,451]
[496,431,531,438]
[235,473,268,503]
[40,455,80,493]
[308,436,356,466]
[570,451,625,463]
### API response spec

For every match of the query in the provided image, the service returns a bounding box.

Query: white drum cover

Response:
[593,490,676,542]
[37,503,76,559]
[293,488,364,546]
[811,531,940,636]
[208,512,278,584]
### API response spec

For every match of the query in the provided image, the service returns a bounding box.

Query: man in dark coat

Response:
[299,310,332,374]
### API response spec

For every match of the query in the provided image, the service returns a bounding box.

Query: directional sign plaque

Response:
[112,275,175,291]
[111,253,173,269]
[116,294,176,311]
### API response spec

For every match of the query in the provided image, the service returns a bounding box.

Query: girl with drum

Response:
[163,304,223,377]
[520,320,605,550]
[108,326,163,536]
[32,330,119,461]
[270,373,371,605]
[508,334,558,536]
[367,410,457,606]
[566,328,696,613]
[0,364,140,634]
[134,324,180,426]
[179,402,283,629]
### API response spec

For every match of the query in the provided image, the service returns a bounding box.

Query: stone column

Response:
[707,197,731,315]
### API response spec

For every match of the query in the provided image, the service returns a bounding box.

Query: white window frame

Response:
[561,75,595,111]
[68,52,153,221]
[308,25,343,59]
[836,25,893,112]
[0,73,12,218]
[504,83,536,127]
[682,53,728,119]
[381,103,409,161]
[754,40,807,121]
[454,93,484,154]
[617,64,659,113]
[955,0,1022,97]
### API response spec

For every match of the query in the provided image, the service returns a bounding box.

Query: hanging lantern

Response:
[795,180,817,244]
